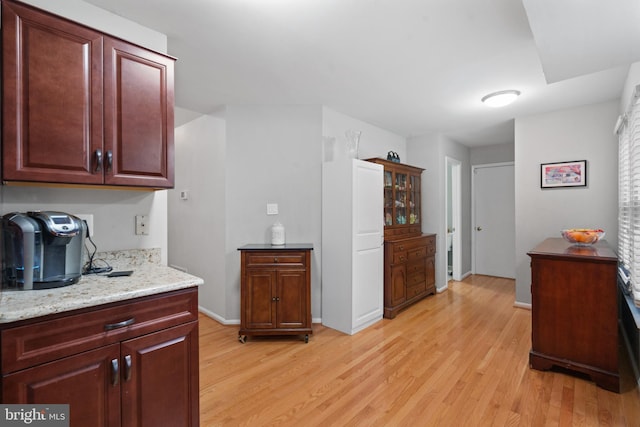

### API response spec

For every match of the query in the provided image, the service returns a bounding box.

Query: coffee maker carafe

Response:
[1,211,86,290]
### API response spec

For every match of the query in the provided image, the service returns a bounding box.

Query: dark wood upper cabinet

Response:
[104,37,175,187]
[1,0,175,188]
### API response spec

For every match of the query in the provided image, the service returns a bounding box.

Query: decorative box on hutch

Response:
[366,158,436,319]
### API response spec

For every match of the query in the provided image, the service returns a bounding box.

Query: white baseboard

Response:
[198,307,322,325]
[513,301,532,310]
[198,307,240,325]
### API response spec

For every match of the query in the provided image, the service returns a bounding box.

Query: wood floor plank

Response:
[199,275,640,426]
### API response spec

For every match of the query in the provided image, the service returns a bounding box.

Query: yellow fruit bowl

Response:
[561,229,605,246]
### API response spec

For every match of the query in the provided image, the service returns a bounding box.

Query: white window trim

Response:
[618,85,640,307]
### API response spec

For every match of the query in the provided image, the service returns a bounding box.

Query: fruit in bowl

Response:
[561,228,605,245]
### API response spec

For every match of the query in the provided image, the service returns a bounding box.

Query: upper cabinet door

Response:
[2,0,104,184]
[103,37,175,188]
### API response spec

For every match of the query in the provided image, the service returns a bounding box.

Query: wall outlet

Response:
[76,214,94,236]
[267,203,278,215]
[135,215,149,235]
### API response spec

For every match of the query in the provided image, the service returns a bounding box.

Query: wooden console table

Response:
[528,238,619,392]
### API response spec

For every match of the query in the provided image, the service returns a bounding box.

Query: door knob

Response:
[476,226,482,231]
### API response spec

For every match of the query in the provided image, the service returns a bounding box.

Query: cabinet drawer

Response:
[407,272,426,287]
[407,260,425,275]
[407,247,426,261]
[393,252,408,264]
[1,288,198,373]
[407,283,426,299]
[426,237,436,255]
[245,252,306,267]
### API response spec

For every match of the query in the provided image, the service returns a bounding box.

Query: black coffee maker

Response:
[1,211,86,290]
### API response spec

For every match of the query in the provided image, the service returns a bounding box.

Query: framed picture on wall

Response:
[540,160,587,188]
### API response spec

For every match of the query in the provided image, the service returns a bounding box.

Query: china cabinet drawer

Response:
[407,247,426,261]
[1,288,198,373]
[393,252,408,264]
[407,272,426,287]
[426,238,436,255]
[407,260,425,275]
[407,283,426,299]
[245,252,307,267]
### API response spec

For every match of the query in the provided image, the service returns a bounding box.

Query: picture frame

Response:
[540,160,587,188]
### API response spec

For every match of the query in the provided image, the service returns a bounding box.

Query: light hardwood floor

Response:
[199,275,640,426]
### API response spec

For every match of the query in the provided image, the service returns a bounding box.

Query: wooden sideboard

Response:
[238,244,313,343]
[528,238,619,392]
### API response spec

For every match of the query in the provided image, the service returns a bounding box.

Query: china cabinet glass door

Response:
[384,171,393,226]
[410,175,420,225]
[395,172,407,225]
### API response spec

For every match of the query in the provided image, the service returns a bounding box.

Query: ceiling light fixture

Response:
[481,90,521,107]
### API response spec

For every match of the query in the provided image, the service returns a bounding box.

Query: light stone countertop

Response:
[0,249,203,324]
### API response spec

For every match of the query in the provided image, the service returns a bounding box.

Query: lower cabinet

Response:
[1,288,199,426]
[384,234,436,318]
[238,245,313,343]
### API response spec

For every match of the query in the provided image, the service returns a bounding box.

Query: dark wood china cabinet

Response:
[366,158,436,318]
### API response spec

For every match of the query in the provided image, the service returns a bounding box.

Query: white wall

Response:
[321,107,406,161]
[168,114,226,318]
[0,0,170,264]
[169,106,405,323]
[225,105,324,321]
[17,0,167,52]
[470,143,515,165]
[514,100,619,305]
[407,133,472,290]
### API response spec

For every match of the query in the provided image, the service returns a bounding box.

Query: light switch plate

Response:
[267,203,278,215]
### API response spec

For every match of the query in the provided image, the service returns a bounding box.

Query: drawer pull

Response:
[274,257,279,263]
[111,358,119,385]
[104,317,135,331]
[124,354,132,381]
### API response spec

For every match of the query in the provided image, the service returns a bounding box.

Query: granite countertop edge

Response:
[0,265,203,324]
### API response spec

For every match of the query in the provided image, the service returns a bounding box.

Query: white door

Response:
[473,163,515,278]
[352,160,384,329]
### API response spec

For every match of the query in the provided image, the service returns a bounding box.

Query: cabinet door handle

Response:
[111,358,119,385]
[95,149,103,173]
[106,150,113,172]
[104,317,135,331]
[124,354,132,381]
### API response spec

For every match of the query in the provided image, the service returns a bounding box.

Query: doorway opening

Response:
[445,157,462,282]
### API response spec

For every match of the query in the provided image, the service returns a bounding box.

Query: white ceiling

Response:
[84,0,640,147]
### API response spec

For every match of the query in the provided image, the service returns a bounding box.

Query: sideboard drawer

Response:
[245,252,307,267]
